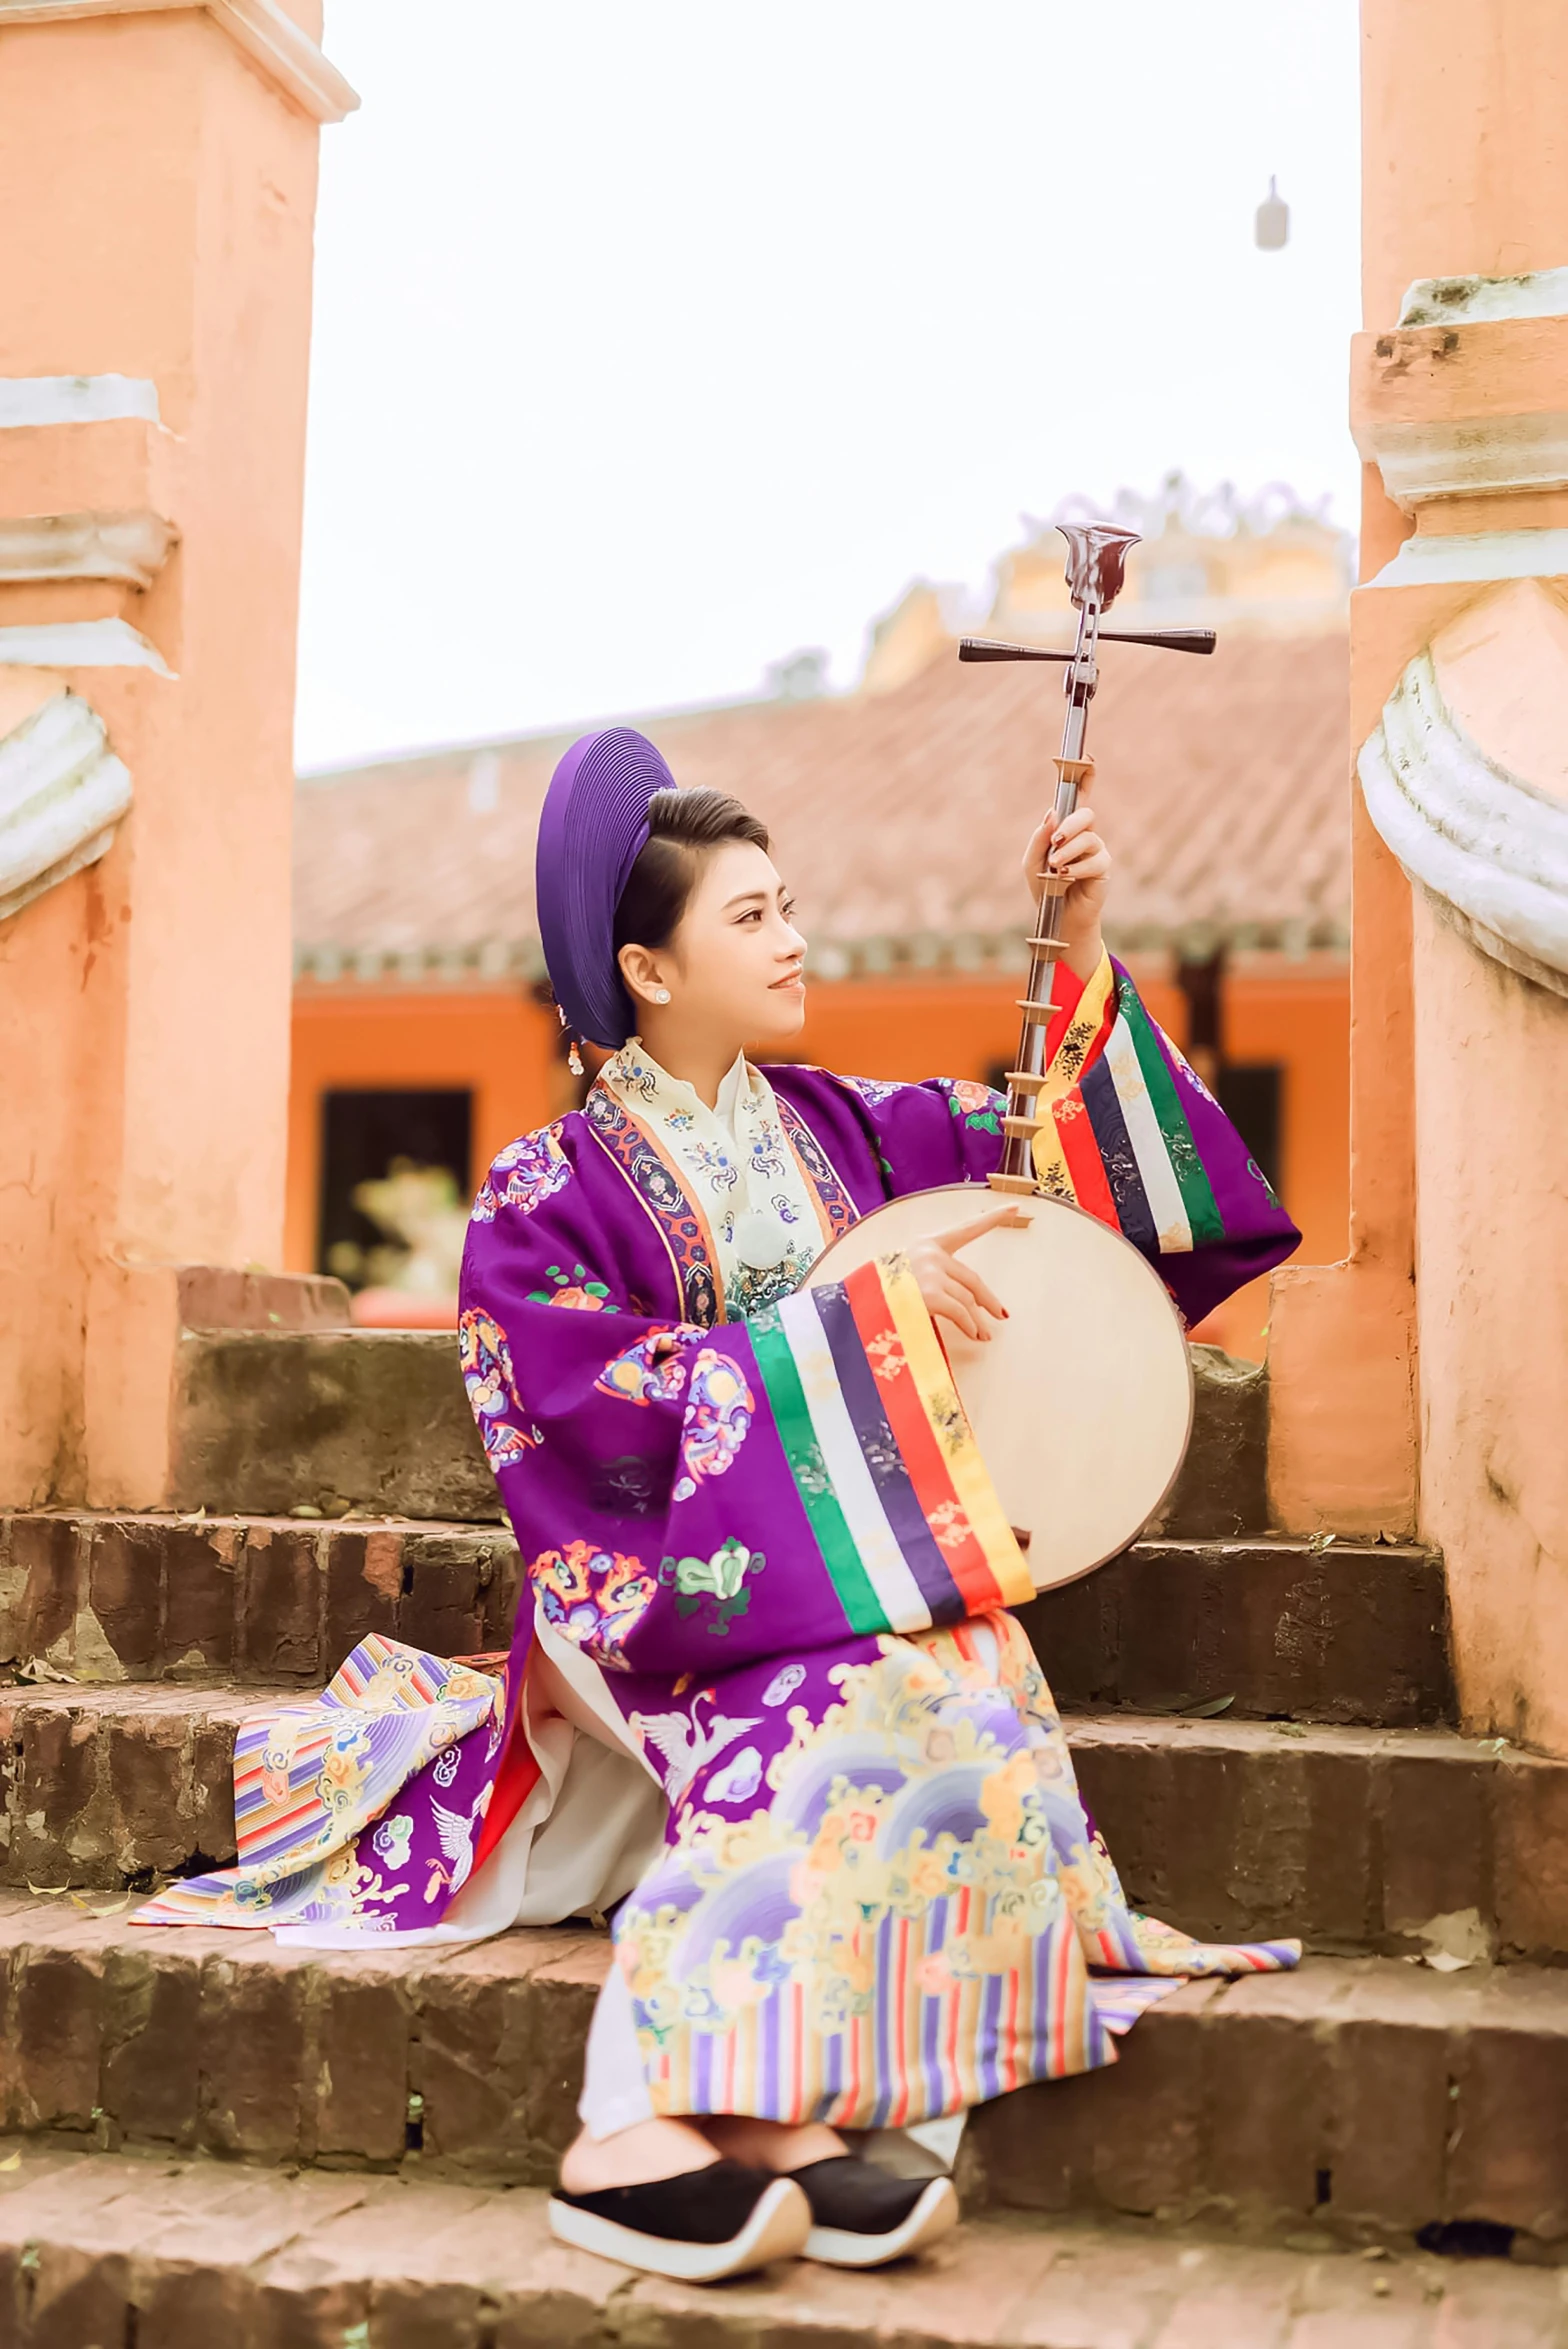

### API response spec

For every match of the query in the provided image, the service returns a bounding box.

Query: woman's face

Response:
[619,840,807,1056]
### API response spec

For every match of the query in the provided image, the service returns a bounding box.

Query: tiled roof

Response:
[293,632,1350,984]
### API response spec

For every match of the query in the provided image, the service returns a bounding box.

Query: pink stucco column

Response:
[1269,0,1568,1749]
[0,4,356,1507]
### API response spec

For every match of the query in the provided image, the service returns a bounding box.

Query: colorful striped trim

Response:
[642,1901,1101,2129]
[1117,978,1225,1246]
[1031,957,1224,1258]
[875,1254,1034,1609]
[1031,954,1115,1202]
[750,1254,1030,1635]
[584,1086,721,1324]
[776,1094,858,1249]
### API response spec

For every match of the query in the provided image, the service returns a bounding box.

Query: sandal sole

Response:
[804,2176,960,2268]
[549,2175,811,2282]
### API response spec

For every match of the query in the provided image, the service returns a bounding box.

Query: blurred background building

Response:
[289,476,1353,1357]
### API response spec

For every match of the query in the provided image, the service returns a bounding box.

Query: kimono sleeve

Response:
[1026,952,1301,1327]
[460,1139,1037,1684]
[806,961,1105,1195]
[805,952,1300,1330]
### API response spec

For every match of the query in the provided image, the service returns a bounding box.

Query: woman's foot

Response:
[790,2157,959,2268]
[551,2122,811,2282]
[549,2160,810,2283]
[700,2115,960,2266]
[558,2117,717,2195]
[700,2113,848,2172]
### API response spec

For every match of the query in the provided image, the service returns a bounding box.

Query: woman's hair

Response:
[612,787,771,956]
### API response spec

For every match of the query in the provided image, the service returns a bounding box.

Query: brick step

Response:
[3,2141,1561,2349]
[1,1509,1455,1722]
[3,1685,1555,1964]
[0,1511,522,1689]
[170,1326,1274,1535]
[1017,1535,1454,1726]
[4,1897,1568,2251]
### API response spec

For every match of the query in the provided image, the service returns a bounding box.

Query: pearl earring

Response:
[654,987,671,1004]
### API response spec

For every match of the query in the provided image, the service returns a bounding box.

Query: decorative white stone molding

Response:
[1374,527,1568,589]
[1399,267,1568,328]
[1365,409,1568,514]
[1356,264,1568,585]
[0,618,173,674]
[0,375,160,428]
[0,511,176,586]
[0,689,132,924]
[0,0,358,123]
[1359,643,1568,998]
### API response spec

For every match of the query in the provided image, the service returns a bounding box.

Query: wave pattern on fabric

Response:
[615,1612,1298,2129]
[133,1637,503,1930]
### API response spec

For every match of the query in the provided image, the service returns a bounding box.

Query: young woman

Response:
[139,726,1301,2284]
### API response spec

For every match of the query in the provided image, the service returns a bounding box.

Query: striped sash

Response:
[1033,955,1225,1256]
[749,1254,1033,1635]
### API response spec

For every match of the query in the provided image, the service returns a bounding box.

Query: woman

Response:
[138,727,1301,2284]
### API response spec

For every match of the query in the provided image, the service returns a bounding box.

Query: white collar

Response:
[596,1041,827,1316]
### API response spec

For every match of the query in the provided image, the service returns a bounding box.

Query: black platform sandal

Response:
[549,2158,811,2282]
[790,2154,959,2267]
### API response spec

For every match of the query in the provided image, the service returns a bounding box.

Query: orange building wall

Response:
[285,988,558,1277]
[285,963,1349,1360]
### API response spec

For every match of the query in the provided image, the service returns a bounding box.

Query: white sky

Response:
[296,0,1363,771]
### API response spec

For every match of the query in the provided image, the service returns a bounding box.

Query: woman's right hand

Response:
[904,1204,1029,1341]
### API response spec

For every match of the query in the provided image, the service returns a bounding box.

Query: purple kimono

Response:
[139,955,1301,2131]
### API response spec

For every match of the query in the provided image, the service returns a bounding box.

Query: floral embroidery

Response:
[527,1262,613,1310]
[938,1077,1005,1135]
[591,1454,664,1515]
[836,1074,906,1106]
[592,1053,846,1324]
[677,1350,754,1496]
[471,1124,571,1223]
[925,1498,973,1555]
[659,1536,765,1635]
[531,1540,657,1668]
[776,1096,857,1243]
[460,1308,542,1467]
[864,1329,907,1383]
[596,1329,692,1406]
[585,1089,720,1326]
[723,1258,805,1320]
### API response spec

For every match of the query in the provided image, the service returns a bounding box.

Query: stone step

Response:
[1019,1533,1454,1725]
[3,1685,1556,1964]
[170,1326,1273,1534]
[3,2140,1561,2349]
[1,1510,1454,1722]
[3,1896,1568,2253]
[0,1511,522,1689]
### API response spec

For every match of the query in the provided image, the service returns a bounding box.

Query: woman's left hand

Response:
[1021,804,1110,981]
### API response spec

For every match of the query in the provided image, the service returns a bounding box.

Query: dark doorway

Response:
[1216,1062,1283,1197]
[318,1088,473,1287]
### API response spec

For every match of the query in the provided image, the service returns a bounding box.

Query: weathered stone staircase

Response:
[2,1331,1566,2345]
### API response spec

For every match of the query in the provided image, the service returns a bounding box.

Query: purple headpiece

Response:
[535,726,676,1049]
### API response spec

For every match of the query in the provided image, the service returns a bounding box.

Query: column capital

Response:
[0,0,359,123]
